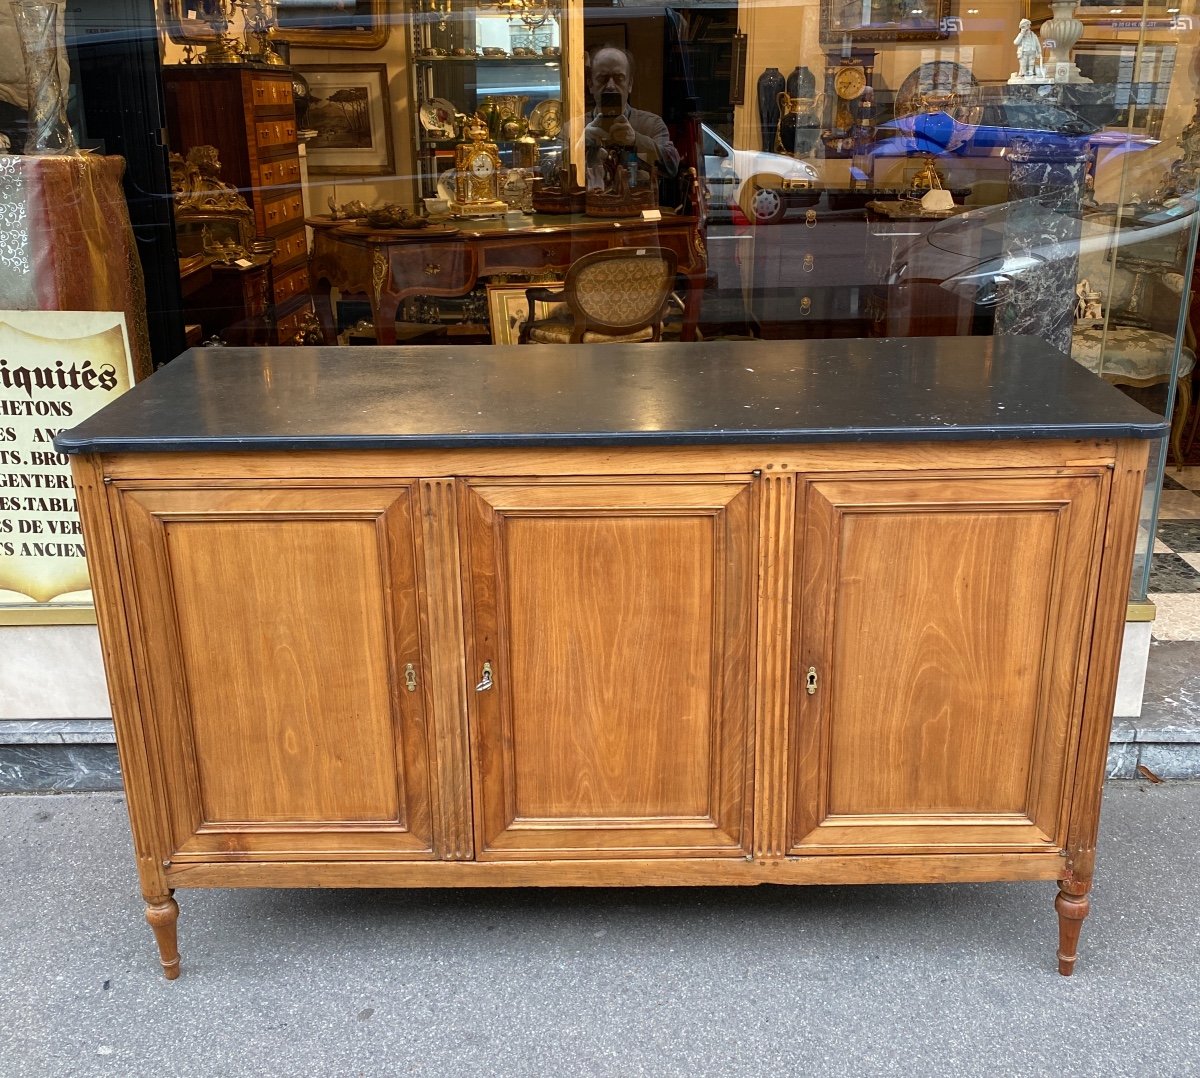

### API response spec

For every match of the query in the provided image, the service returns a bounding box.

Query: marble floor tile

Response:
[1161,473,1186,490]
[1155,521,1200,553]
[1155,491,1200,519]
[1155,537,1172,554]
[1149,593,1200,641]
[1182,553,1200,574]
[1149,553,1200,593]
[1167,466,1200,491]
[1141,639,1200,736]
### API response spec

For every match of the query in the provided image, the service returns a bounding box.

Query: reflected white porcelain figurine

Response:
[1009,19,1050,84]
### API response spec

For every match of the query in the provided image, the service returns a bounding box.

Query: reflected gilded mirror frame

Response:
[820,0,954,43]
[160,0,391,50]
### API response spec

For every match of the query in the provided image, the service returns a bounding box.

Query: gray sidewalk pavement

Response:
[1,783,1198,1078]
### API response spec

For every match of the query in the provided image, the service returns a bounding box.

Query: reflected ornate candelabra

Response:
[419,0,451,33]
[244,0,286,66]
[195,0,248,65]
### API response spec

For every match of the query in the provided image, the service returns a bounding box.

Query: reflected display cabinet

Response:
[408,0,568,199]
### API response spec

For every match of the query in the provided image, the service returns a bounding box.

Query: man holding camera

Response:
[583,46,679,190]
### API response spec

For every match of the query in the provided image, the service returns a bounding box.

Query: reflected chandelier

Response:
[481,0,558,32]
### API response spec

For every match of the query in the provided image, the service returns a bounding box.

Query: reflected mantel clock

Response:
[822,49,875,157]
[451,116,507,214]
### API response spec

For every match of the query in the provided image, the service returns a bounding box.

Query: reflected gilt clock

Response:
[822,49,875,157]
[452,116,507,213]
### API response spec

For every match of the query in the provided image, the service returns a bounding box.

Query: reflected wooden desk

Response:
[178,252,273,347]
[308,212,707,344]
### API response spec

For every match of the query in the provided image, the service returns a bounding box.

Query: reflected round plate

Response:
[420,98,457,137]
[528,99,562,139]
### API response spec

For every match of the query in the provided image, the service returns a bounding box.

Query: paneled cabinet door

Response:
[114,483,437,862]
[791,471,1106,855]
[461,478,757,859]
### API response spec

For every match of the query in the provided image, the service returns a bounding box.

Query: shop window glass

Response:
[0,0,1196,601]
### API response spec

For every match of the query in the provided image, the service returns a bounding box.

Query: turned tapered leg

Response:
[1055,880,1091,977]
[144,892,181,980]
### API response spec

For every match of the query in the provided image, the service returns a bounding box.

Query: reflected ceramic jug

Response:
[776,92,820,157]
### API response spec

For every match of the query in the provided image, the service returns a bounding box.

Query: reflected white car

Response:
[700,123,821,225]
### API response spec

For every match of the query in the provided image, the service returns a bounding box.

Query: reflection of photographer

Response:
[584,46,679,191]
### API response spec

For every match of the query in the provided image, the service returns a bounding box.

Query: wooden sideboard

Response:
[57,338,1163,979]
[307,212,707,344]
[163,66,314,344]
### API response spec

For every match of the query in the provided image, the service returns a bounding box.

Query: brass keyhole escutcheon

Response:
[404,663,417,693]
[476,661,494,692]
[805,667,818,694]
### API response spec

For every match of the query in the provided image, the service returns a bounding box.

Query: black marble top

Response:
[55,337,1166,455]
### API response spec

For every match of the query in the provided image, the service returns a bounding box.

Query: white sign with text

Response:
[0,311,134,612]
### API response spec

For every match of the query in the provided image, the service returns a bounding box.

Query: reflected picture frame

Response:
[1071,0,1180,28]
[296,64,396,178]
[1073,41,1176,137]
[160,0,390,49]
[820,0,955,43]
[273,0,391,49]
[487,283,565,345]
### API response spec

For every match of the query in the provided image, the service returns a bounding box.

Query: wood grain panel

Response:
[69,457,171,899]
[830,508,1056,815]
[791,472,1105,854]
[507,514,713,818]
[462,479,755,858]
[114,483,435,857]
[170,518,399,823]
[99,440,1127,484]
[1064,439,1151,884]
[753,471,796,859]
[418,478,475,859]
[165,851,1068,889]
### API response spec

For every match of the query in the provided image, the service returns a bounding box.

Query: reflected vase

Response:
[1039,1,1091,83]
[757,67,784,152]
[786,66,816,100]
[11,0,76,155]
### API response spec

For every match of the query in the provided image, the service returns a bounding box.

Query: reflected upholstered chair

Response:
[519,247,678,344]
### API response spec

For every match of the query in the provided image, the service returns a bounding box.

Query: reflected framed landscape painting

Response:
[296,64,396,177]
